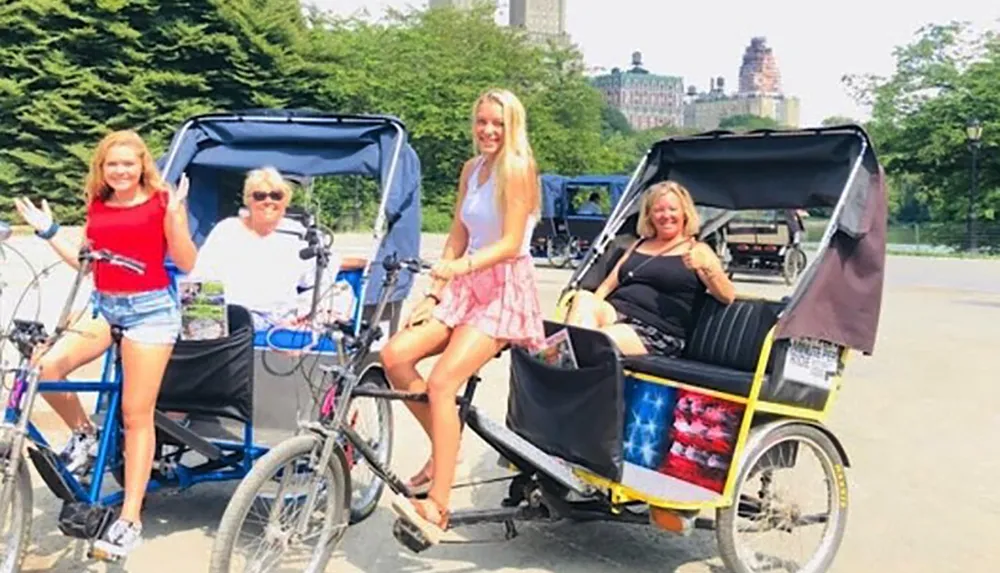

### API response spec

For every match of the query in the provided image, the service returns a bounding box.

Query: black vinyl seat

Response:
[623,297,784,397]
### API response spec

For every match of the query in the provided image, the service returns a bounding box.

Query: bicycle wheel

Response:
[209,434,350,573]
[345,365,393,524]
[546,236,570,268]
[716,424,848,573]
[0,459,33,573]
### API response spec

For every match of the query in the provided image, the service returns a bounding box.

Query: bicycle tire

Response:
[209,434,350,573]
[0,460,33,573]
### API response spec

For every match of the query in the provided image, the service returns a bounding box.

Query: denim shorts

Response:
[92,288,181,345]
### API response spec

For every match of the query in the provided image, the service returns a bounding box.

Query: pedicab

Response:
[0,108,421,569]
[533,174,631,268]
[724,209,809,284]
[209,124,886,573]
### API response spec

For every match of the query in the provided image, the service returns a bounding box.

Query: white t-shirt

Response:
[189,216,343,321]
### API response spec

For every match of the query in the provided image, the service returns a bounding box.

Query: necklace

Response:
[624,237,691,281]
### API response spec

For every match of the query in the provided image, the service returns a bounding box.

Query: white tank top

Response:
[460,157,536,256]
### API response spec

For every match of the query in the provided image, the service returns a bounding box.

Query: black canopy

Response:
[574,125,887,355]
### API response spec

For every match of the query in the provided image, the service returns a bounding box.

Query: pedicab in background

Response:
[724,208,809,285]
[209,124,886,573]
[532,174,630,268]
[0,109,421,569]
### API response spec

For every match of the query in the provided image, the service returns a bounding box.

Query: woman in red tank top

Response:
[13,129,197,558]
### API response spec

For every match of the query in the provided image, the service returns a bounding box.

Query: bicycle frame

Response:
[2,337,126,506]
[292,255,599,530]
[0,250,131,518]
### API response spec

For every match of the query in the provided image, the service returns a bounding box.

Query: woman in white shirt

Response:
[190,167,364,330]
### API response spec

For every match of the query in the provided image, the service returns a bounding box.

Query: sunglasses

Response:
[251,190,285,202]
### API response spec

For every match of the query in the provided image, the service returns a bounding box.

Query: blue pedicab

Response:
[532,174,630,268]
[0,109,421,569]
[211,125,886,573]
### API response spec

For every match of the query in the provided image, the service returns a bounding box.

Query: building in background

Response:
[591,52,685,131]
[508,0,567,44]
[738,36,781,95]
[683,37,800,131]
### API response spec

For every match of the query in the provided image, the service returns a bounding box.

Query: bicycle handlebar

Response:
[79,247,146,275]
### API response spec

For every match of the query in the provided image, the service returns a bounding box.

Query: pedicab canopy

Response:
[609,125,887,355]
[156,109,422,306]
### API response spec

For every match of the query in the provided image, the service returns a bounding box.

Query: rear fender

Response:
[743,418,850,469]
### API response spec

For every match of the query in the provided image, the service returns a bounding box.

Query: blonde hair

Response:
[242,166,293,204]
[470,88,540,217]
[636,181,700,238]
[83,130,167,205]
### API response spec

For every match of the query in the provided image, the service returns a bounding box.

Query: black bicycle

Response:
[208,252,609,572]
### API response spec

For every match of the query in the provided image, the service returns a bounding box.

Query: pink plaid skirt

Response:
[433,255,545,351]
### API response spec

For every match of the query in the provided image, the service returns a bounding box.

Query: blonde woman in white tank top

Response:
[381,89,545,542]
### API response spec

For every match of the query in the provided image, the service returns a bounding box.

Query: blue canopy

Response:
[564,175,630,210]
[540,174,568,218]
[156,109,422,306]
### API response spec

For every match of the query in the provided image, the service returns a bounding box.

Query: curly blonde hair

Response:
[636,181,700,238]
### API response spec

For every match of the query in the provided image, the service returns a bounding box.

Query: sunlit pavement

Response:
[2,231,997,572]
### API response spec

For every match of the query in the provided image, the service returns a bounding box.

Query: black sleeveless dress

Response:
[606,241,706,357]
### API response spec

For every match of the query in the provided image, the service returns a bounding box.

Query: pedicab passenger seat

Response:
[154,305,255,455]
[622,297,784,397]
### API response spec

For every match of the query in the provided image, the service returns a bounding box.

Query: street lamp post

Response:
[966,118,983,251]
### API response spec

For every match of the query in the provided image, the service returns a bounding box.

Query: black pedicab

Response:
[209,125,886,573]
[724,208,809,284]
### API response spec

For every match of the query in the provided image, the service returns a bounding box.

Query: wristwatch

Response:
[424,291,441,304]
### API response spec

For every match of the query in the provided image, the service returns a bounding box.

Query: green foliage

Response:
[820,115,858,126]
[0,0,327,222]
[0,2,663,231]
[718,114,781,131]
[844,21,999,237]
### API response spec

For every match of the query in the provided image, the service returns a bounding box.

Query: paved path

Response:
[1,232,997,572]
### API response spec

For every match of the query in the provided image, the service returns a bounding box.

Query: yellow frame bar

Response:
[555,289,852,512]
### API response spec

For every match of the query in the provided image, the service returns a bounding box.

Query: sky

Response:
[308,0,999,126]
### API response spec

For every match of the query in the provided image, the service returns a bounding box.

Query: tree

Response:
[718,114,781,131]
[0,0,326,222]
[820,115,858,127]
[600,102,633,138]
[843,21,999,230]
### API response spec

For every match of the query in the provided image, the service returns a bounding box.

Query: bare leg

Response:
[379,319,451,483]
[118,338,174,524]
[565,291,617,330]
[34,311,112,431]
[423,326,506,510]
[599,324,649,356]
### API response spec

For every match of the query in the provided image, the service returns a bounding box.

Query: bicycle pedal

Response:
[392,518,432,554]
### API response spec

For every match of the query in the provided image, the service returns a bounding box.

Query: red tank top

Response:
[85,191,171,293]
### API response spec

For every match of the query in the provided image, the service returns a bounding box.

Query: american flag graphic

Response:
[622,377,678,470]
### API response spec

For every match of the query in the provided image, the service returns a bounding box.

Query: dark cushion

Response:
[623,355,760,397]
[157,305,255,423]
[623,298,784,397]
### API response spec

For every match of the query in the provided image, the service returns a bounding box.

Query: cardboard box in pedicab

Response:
[507,321,745,503]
